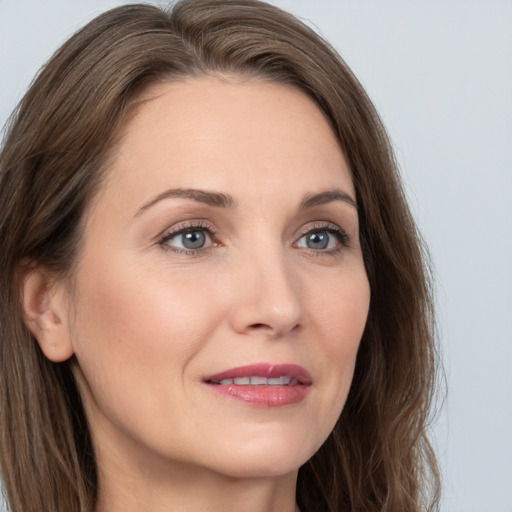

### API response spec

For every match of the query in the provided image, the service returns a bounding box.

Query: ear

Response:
[21,266,75,362]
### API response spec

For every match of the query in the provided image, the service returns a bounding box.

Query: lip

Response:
[203,363,312,407]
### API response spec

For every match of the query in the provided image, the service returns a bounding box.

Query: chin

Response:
[201,432,321,479]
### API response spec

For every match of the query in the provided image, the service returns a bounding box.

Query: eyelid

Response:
[159,220,216,239]
[296,220,343,236]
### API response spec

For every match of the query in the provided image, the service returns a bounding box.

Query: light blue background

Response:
[1,1,511,511]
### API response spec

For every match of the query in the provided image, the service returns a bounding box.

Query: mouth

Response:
[203,363,312,407]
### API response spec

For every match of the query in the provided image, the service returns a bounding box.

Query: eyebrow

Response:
[299,189,357,210]
[135,186,357,217]
[135,188,237,216]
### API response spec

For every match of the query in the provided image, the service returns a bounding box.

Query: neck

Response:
[93,432,299,512]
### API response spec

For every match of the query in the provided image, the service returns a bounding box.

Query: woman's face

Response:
[62,76,370,480]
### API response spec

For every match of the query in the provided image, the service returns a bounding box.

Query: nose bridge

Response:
[230,240,304,337]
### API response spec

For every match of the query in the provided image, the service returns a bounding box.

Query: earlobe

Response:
[21,267,74,362]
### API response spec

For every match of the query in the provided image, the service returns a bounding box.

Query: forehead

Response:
[96,75,353,213]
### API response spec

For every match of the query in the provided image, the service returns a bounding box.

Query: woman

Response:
[0,1,440,511]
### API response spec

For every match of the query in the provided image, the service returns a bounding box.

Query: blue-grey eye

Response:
[296,230,338,250]
[181,230,206,249]
[164,229,210,250]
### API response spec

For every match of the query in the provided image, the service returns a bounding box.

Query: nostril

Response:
[246,322,302,336]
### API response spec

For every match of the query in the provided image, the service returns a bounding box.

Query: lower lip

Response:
[205,383,310,407]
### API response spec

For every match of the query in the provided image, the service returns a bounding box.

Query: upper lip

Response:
[203,363,312,385]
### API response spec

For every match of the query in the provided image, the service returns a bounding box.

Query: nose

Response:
[228,250,304,339]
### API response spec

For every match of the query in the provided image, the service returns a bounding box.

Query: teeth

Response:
[217,376,295,386]
[250,376,267,385]
[268,376,292,385]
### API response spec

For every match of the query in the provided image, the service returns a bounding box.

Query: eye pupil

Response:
[182,230,206,249]
[307,231,329,250]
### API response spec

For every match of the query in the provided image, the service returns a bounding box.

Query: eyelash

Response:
[158,221,350,256]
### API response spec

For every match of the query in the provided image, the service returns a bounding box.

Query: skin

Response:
[25,76,370,512]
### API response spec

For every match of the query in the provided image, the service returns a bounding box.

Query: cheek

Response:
[68,256,226,405]
[73,256,220,347]
[311,266,370,399]
[314,264,369,349]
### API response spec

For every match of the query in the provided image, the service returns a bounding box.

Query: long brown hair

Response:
[0,1,440,511]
